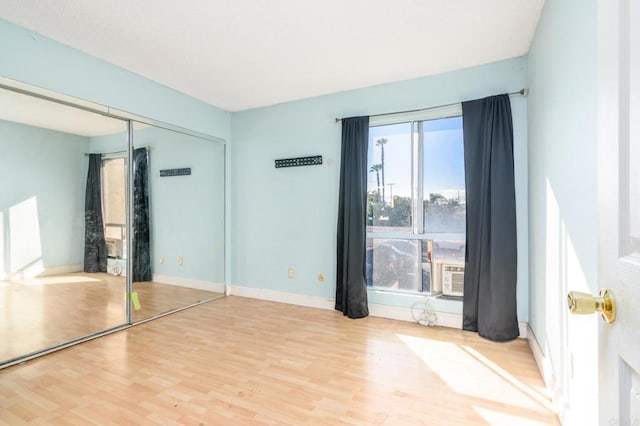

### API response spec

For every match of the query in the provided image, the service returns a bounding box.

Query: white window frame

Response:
[101,155,127,258]
[367,103,465,294]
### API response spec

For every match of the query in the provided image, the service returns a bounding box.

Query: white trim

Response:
[228,285,527,336]
[368,302,464,328]
[367,301,417,322]
[0,263,83,281]
[527,326,550,385]
[368,300,527,336]
[229,285,334,310]
[527,325,565,420]
[518,322,528,338]
[40,264,83,276]
[152,274,225,293]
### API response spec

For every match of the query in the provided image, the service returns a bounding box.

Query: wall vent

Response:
[275,155,322,168]
[160,168,191,177]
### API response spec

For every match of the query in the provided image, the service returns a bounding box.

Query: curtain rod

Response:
[334,88,528,123]
[84,146,149,156]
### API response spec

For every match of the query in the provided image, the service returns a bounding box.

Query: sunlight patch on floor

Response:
[473,406,553,426]
[462,345,554,411]
[397,334,552,415]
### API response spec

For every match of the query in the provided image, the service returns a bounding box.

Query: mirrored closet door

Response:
[0,87,129,364]
[0,82,226,367]
[130,122,225,321]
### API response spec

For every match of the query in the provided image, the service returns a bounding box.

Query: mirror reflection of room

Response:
[0,87,128,364]
[129,122,225,322]
[0,87,226,365]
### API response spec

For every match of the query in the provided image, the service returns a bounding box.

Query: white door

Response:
[597,0,640,423]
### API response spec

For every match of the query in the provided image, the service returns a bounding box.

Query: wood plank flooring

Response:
[0,273,221,363]
[0,296,558,425]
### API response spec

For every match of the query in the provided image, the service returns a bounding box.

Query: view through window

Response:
[102,157,127,260]
[366,111,466,296]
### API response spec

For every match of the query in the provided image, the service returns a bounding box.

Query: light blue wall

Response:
[0,18,230,140]
[0,17,230,286]
[527,0,598,418]
[2,16,533,322]
[90,127,225,283]
[231,57,529,319]
[0,120,88,272]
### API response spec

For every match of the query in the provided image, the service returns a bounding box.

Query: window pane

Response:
[367,123,413,232]
[102,158,126,225]
[423,116,466,234]
[432,239,465,264]
[366,238,430,293]
[102,157,127,260]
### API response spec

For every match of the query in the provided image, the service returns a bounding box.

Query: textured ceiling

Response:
[0,0,545,112]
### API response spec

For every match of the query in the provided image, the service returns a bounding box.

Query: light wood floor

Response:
[0,296,558,425]
[0,272,222,363]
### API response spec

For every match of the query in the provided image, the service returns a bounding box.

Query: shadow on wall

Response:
[532,177,599,411]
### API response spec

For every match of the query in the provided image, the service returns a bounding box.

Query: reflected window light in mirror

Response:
[102,157,127,261]
[0,84,130,366]
[9,197,43,276]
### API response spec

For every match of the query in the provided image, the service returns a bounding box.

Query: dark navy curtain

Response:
[132,148,151,282]
[83,154,108,273]
[335,116,370,319]
[462,94,519,342]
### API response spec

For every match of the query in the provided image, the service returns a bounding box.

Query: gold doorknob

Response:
[567,289,616,324]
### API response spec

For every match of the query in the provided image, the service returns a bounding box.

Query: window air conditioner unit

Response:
[106,239,122,258]
[442,264,465,297]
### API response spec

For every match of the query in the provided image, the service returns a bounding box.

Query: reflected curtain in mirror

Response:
[336,116,370,319]
[83,153,107,273]
[133,147,151,282]
[462,94,518,342]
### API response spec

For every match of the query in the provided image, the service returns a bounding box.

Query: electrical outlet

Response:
[288,267,295,279]
[178,256,183,266]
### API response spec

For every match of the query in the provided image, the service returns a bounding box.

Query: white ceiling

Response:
[0,0,545,112]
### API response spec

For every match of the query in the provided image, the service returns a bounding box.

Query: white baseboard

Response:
[152,274,225,293]
[367,301,463,329]
[1,263,83,281]
[229,285,527,336]
[527,325,565,420]
[365,301,527,336]
[527,326,548,385]
[229,285,334,310]
[42,264,83,276]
